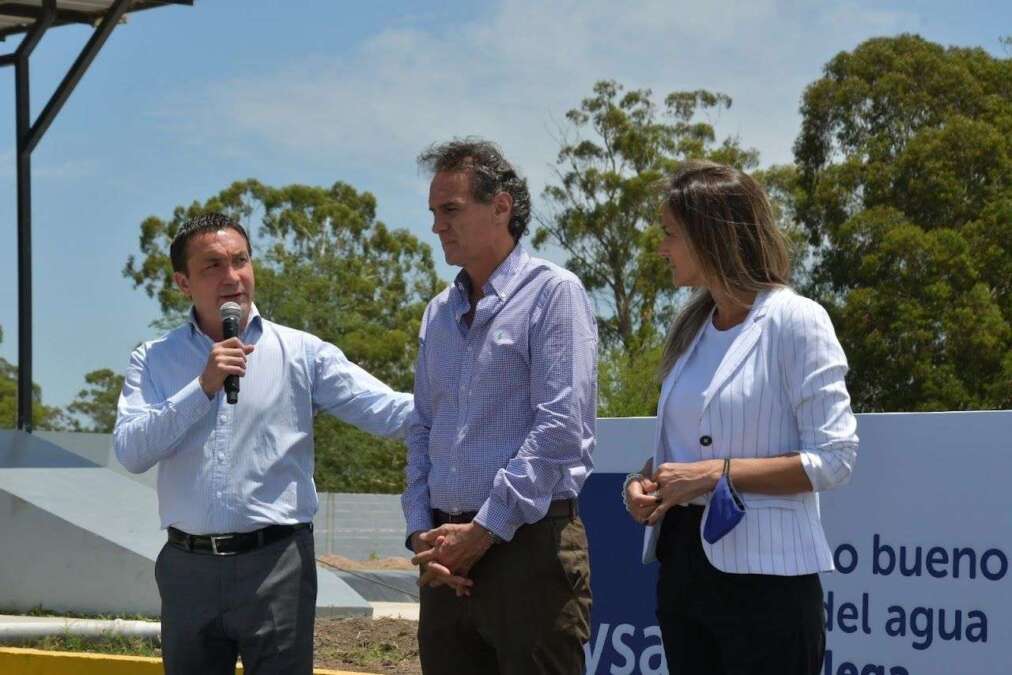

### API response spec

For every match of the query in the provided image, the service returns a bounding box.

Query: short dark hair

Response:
[170,213,252,274]
[418,137,531,241]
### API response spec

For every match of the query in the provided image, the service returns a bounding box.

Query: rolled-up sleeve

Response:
[781,299,858,492]
[114,345,214,474]
[474,279,598,541]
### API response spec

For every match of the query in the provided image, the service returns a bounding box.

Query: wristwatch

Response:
[479,524,504,545]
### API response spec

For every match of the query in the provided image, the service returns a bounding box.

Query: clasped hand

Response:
[625,460,721,526]
[411,523,492,597]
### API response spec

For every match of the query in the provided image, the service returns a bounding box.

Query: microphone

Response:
[220,302,242,404]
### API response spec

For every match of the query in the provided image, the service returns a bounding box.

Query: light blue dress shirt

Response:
[402,245,598,543]
[114,305,413,535]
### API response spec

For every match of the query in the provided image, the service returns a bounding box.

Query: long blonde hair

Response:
[659,161,791,378]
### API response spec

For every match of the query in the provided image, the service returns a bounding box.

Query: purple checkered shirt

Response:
[402,244,598,543]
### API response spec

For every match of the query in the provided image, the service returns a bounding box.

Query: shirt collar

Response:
[188,303,262,340]
[486,244,528,300]
[452,243,529,303]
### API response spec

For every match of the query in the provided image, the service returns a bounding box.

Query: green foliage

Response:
[13,633,160,657]
[313,416,409,493]
[597,340,663,418]
[538,80,809,416]
[752,163,813,288]
[0,325,69,431]
[536,80,762,353]
[123,180,443,492]
[65,369,125,433]
[795,35,1012,411]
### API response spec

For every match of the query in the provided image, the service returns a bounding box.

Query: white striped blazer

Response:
[642,286,858,575]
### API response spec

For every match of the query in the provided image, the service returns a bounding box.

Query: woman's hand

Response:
[625,475,661,524]
[647,460,722,525]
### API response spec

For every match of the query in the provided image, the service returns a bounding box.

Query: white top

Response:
[661,316,743,504]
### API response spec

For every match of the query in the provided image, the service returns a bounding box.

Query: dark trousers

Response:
[418,514,592,675]
[155,527,317,675]
[656,505,825,675]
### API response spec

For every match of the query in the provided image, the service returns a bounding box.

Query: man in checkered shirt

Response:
[403,138,598,674]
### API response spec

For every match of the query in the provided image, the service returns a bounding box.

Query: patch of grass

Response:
[343,641,403,667]
[14,631,161,657]
[0,606,162,659]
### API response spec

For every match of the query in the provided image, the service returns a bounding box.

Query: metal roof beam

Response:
[3,0,193,431]
[26,0,131,154]
[13,0,56,432]
[0,3,97,25]
[0,1,193,42]
[13,0,55,58]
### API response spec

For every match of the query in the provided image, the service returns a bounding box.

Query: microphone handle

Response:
[223,317,240,405]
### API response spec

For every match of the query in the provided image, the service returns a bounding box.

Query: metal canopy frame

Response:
[1,0,192,431]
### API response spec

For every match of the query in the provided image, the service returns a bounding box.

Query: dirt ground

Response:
[314,617,421,674]
[319,553,415,572]
[314,555,420,673]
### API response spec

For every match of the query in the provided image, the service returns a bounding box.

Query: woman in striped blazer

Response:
[623,161,858,674]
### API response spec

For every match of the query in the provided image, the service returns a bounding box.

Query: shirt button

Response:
[219,415,227,423]
[450,466,457,473]
[216,491,222,498]
[700,435,713,446]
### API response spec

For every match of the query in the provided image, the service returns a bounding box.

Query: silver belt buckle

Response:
[210,534,237,556]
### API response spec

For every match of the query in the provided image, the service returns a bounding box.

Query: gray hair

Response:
[418,137,531,242]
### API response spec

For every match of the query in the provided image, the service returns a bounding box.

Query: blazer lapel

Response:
[700,289,777,414]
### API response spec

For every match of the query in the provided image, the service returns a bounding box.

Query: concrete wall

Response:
[0,488,161,615]
[0,431,371,617]
[315,493,405,559]
[35,431,157,489]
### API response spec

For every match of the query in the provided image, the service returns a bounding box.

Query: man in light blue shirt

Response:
[114,213,412,675]
[404,139,597,674]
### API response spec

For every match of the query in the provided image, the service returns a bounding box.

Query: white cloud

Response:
[187,1,916,163]
[153,0,920,255]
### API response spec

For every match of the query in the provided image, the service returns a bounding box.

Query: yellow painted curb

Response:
[0,647,375,674]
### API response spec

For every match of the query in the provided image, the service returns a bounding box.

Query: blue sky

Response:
[0,0,1008,413]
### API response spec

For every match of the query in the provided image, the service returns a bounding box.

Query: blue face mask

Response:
[702,457,746,544]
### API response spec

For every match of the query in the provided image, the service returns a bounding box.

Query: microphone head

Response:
[219,302,242,322]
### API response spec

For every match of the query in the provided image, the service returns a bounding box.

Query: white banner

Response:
[588,411,1012,675]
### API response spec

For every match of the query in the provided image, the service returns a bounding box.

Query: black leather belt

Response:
[167,523,312,556]
[433,498,578,526]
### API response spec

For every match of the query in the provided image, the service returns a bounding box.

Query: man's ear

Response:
[173,271,192,298]
[492,191,513,228]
